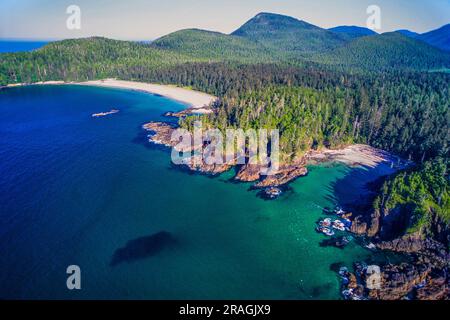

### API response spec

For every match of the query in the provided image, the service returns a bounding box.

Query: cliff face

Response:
[350,207,382,237]
[348,200,449,300]
[351,205,449,253]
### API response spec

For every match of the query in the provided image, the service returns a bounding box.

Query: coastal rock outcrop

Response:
[350,215,368,235]
[367,263,431,300]
[341,260,449,300]
[254,164,307,188]
[415,274,449,300]
[143,121,309,188]
[376,233,427,253]
[346,204,449,300]
[235,164,263,182]
[143,122,232,175]
[349,208,381,237]
[143,122,178,148]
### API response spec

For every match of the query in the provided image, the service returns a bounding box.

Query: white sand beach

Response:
[308,144,411,170]
[76,79,217,110]
[5,79,217,111]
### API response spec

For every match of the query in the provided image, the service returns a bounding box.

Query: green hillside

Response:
[319,32,450,71]
[2,13,450,86]
[232,12,346,55]
[0,37,193,84]
[328,26,377,40]
[152,28,274,62]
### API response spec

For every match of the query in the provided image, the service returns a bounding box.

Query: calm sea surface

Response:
[0,85,396,299]
[0,41,49,53]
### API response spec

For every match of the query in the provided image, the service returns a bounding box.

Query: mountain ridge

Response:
[418,24,450,52]
[329,25,377,40]
[1,11,449,81]
[318,31,450,71]
[231,12,347,54]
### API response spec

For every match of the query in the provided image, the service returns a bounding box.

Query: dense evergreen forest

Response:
[0,13,449,230]
[175,64,449,163]
[0,33,448,164]
[373,157,449,237]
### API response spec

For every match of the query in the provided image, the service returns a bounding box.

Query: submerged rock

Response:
[320,236,352,249]
[259,187,283,200]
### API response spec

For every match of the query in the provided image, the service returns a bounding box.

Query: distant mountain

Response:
[320,32,450,71]
[2,12,449,83]
[396,25,450,52]
[417,24,450,52]
[396,29,419,38]
[329,26,377,39]
[231,12,346,54]
[152,28,273,62]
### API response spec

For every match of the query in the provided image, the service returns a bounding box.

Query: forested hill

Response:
[1,12,449,85]
[181,67,449,163]
[231,12,346,55]
[1,11,448,286]
[418,24,450,52]
[0,12,449,163]
[152,29,275,62]
[400,24,450,52]
[328,26,377,40]
[0,37,194,84]
[318,32,450,71]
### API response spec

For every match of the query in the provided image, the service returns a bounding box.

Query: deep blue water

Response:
[0,41,49,53]
[0,85,394,299]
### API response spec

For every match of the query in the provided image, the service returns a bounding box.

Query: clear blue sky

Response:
[1,0,449,40]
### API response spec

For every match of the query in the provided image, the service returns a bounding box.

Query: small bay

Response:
[0,85,393,299]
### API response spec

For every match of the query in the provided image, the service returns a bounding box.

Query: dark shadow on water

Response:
[311,283,334,299]
[110,231,177,267]
[319,237,348,250]
[330,262,346,273]
[325,162,396,210]
[253,214,271,223]
[298,282,335,299]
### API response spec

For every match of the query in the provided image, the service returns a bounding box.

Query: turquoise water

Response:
[0,85,390,299]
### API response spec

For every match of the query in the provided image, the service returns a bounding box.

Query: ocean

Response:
[0,85,396,299]
[0,41,49,53]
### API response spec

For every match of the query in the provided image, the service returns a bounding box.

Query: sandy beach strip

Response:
[75,79,217,110]
[4,79,217,110]
[308,144,411,170]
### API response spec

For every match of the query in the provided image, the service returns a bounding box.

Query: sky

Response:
[0,0,449,40]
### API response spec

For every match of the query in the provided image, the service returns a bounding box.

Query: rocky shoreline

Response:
[339,255,448,300]
[143,121,448,300]
[142,122,308,189]
[142,121,400,191]
[341,201,449,300]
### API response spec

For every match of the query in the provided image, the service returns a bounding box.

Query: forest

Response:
[0,13,449,235]
[373,157,449,237]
